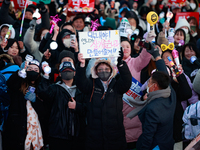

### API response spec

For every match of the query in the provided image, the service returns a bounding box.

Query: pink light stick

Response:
[91,19,101,31]
[172,49,180,66]
[49,15,61,34]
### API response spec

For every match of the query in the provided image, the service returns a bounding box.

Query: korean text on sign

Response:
[78,30,120,58]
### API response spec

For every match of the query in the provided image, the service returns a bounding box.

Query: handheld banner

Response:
[78,30,120,58]
[123,77,143,107]
[30,0,51,4]
[175,12,199,25]
[11,0,36,10]
[68,0,94,15]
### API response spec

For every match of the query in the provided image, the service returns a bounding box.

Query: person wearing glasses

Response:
[76,50,132,150]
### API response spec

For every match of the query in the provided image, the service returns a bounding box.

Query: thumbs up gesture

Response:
[68,97,76,109]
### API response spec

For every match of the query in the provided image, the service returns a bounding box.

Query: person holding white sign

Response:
[76,49,132,150]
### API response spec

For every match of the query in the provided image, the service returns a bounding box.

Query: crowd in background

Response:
[0,0,200,149]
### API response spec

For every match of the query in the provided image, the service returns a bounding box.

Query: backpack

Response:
[183,101,200,140]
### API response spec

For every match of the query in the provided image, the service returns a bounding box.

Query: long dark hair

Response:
[4,38,21,53]
[182,42,200,59]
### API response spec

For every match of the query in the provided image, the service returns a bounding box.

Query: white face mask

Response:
[182,28,189,34]
[150,0,157,5]
[147,83,154,93]
[190,3,196,10]
[63,39,71,48]
[131,26,136,31]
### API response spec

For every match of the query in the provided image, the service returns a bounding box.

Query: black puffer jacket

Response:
[37,77,86,140]
[75,61,132,150]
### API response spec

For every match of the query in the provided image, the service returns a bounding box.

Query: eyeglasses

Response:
[97,68,111,72]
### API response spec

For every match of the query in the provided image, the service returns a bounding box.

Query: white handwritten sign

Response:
[78,30,120,58]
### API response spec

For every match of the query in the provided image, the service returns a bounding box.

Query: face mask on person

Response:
[150,0,157,5]
[97,71,111,81]
[182,28,189,34]
[63,39,71,48]
[190,3,196,10]
[146,83,154,93]
[27,71,39,81]
[131,26,136,31]
[61,71,74,80]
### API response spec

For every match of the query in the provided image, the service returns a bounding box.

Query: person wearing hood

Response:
[0,24,15,40]
[0,0,50,41]
[175,18,196,45]
[76,49,132,150]
[38,51,86,150]
[2,60,46,150]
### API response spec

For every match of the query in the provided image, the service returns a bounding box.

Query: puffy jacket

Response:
[75,61,132,150]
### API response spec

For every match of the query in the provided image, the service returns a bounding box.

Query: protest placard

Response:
[30,0,51,4]
[68,0,94,15]
[78,30,120,58]
[11,0,36,10]
[123,77,143,107]
[175,12,199,25]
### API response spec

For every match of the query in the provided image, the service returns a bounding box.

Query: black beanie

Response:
[58,50,75,64]
[26,8,34,14]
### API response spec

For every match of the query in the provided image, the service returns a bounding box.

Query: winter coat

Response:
[37,77,87,141]
[182,57,200,82]
[23,28,43,62]
[137,59,176,150]
[123,48,151,143]
[124,48,151,82]
[2,72,47,150]
[193,69,200,95]
[136,87,176,150]
[75,61,132,150]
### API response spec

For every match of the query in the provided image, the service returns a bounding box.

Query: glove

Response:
[167,36,174,43]
[145,31,156,42]
[146,42,160,59]
[117,47,124,66]
[29,19,37,30]
[44,32,52,40]
[37,1,46,12]
[185,1,191,10]
[24,91,36,103]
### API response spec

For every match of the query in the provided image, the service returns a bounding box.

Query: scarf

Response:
[127,86,171,119]
[25,101,43,150]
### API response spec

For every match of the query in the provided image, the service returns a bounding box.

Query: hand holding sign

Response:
[78,53,85,67]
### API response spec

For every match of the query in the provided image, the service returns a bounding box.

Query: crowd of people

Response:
[0,0,200,149]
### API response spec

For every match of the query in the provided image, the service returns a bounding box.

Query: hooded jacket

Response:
[75,60,132,150]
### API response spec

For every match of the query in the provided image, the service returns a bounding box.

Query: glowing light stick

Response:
[19,0,28,37]
[91,19,101,31]
[172,49,180,66]
[167,56,180,76]
[178,40,185,46]
[146,11,158,31]
[49,15,61,34]
[165,11,173,38]
[5,25,12,41]
[166,11,173,23]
